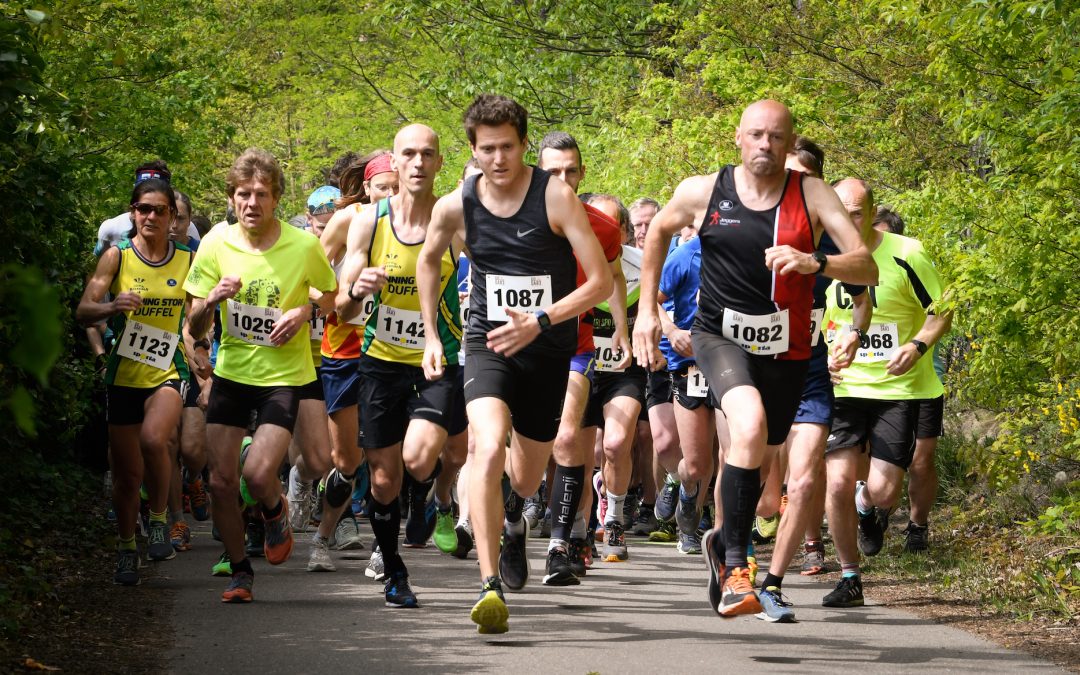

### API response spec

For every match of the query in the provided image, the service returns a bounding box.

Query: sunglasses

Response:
[133,202,170,216]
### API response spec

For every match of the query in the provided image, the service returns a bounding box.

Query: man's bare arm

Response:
[419,190,466,378]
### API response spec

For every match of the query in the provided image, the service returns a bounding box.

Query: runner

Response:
[96,161,200,255]
[77,178,192,585]
[334,123,463,607]
[535,133,628,584]
[184,148,337,603]
[417,95,612,633]
[821,178,951,608]
[634,99,878,617]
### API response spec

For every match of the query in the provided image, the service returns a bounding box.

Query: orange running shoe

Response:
[718,567,762,617]
[263,497,294,565]
[221,571,253,603]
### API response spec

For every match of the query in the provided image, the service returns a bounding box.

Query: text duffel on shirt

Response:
[183,221,337,387]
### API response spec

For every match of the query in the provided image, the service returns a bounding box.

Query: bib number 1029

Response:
[227,300,282,347]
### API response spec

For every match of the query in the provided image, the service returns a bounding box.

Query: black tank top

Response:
[464,167,578,358]
[695,165,815,361]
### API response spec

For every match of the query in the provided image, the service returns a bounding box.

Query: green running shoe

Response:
[433,509,458,553]
[211,551,232,577]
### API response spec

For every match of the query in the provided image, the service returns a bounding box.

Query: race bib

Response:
[593,336,627,373]
[687,365,709,397]
[309,309,327,342]
[226,300,281,346]
[374,305,426,350]
[344,295,376,328]
[828,323,900,363]
[485,274,551,322]
[116,320,179,370]
[810,308,825,348]
[722,307,789,355]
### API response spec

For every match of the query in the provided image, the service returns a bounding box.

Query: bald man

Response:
[634,100,878,618]
[334,123,465,609]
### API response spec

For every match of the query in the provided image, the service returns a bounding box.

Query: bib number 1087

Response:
[485,274,552,322]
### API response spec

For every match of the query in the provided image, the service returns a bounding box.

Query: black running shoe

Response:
[567,537,587,577]
[384,569,419,608]
[857,507,886,557]
[822,575,864,608]
[702,528,725,614]
[403,496,437,548]
[452,523,474,560]
[245,520,265,558]
[498,522,530,590]
[543,545,580,586]
[903,521,929,553]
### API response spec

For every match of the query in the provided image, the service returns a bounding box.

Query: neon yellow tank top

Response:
[106,240,191,388]
[361,198,461,366]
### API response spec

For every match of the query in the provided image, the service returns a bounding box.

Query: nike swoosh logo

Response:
[465,378,475,387]
[516,228,537,238]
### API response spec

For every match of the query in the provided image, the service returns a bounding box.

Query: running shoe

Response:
[800,541,827,575]
[540,509,552,538]
[307,535,336,572]
[675,496,701,543]
[903,521,929,553]
[498,522,530,591]
[384,569,419,608]
[287,465,314,533]
[623,496,638,526]
[568,537,587,577]
[602,521,628,562]
[245,519,265,558]
[113,549,140,586]
[330,514,364,551]
[221,570,253,603]
[718,567,761,617]
[211,551,232,577]
[757,586,796,623]
[543,545,580,586]
[433,508,458,553]
[403,496,437,548]
[366,546,386,581]
[754,513,780,542]
[822,575,864,608]
[632,506,658,536]
[170,521,192,552]
[678,530,702,555]
[147,520,176,561]
[703,528,724,613]
[263,498,294,565]
[187,477,210,522]
[522,494,544,531]
[654,476,679,522]
[471,577,509,634]
[747,556,759,586]
[648,519,677,543]
[452,523,474,560]
[857,506,887,557]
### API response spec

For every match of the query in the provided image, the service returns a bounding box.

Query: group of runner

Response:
[79,95,950,633]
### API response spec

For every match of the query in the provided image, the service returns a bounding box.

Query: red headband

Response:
[364,154,393,180]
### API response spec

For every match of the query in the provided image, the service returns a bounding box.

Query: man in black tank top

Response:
[417,95,612,634]
[633,99,878,619]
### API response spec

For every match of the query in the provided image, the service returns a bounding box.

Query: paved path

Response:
[162,522,1060,673]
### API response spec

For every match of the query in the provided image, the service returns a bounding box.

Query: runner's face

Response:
[471,124,527,187]
[170,200,191,242]
[630,205,657,249]
[834,181,870,234]
[538,147,583,193]
[365,172,399,202]
[132,191,172,240]
[233,178,279,231]
[307,212,332,238]
[393,130,442,193]
[736,107,793,177]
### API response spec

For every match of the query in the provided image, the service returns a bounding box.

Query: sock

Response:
[747,540,755,558]
[667,472,679,485]
[261,499,282,520]
[855,482,873,515]
[504,489,525,523]
[570,512,588,539]
[370,499,403,574]
[435,496,452,513]
[169,510,184,525]
[149,508,167,525]
[117,535,137,552]
[606,493,626,526]
[841,561,860,578]
[549,464,585,542]
[456,513,469,527]
[721,464,761,570]
[805,538,822,551]
[232,557,254,576]
[548,537,569,552]
[761,572,783,591]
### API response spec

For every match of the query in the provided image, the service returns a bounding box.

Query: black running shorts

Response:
[826,397,919,469]
[107,380,185,425]
[583,366,647,428]
[915,395,944,440]
[297,367,325,402]
[646,368,673,410]
[356,356,459,449]
[205,375,301,433]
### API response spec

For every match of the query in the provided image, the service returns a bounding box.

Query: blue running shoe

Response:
[758,586,796,623]
[384,569,419,608]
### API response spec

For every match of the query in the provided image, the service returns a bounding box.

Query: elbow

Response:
[594,271,614,306]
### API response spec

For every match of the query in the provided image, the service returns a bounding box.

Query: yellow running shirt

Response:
[105,240,192,388]
[184,221,336,386]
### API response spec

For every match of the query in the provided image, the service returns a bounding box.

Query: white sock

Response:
[570,511,587,539]
[607,493,626,526]
[548,537,569,552]
[504,517,525,535]
[855,481,873,515]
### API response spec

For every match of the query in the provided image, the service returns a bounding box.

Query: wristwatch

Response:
[535,309,552,333]
[911,339,928,355]
[193,339,211,350]
[851,327,866,344]
[812,250,827,274]
[347,281,365,302]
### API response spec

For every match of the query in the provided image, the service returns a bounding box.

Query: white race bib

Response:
[828,323,900,363]
[593,336,627,373]
[115,320,179,370]
[226,300,281,346]
[374,305,426,350]
[810,308,825,348]
[345,295,376,327]
[722,307,789,355]
[485,274,551,322]
[309,309,327,342]
[687,365,709,397]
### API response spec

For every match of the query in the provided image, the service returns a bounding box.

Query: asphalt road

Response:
[161,521,1061,674]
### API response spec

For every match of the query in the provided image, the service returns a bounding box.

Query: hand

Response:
[268,305,310,347]
[632,313,665,371]
[190,347,212,380]
[610,329,633,370]
[197,377,211,410]
[886,342,921,376]
[669,327,694,358]
[486,308,541,357]
[423,340,446,381]
[827,355,845,385]
[765,246,817,276]
[111,292,142,313]
[207,276,242,305]
[831,330,861,371]
[350,267,388,298]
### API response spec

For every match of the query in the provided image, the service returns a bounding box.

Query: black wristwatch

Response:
[193,339,211,350]
[347,281,365,302]
[812,250,828,274]
[535,309,552,333]
[851,327,867,346]
[911,339,928,355]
